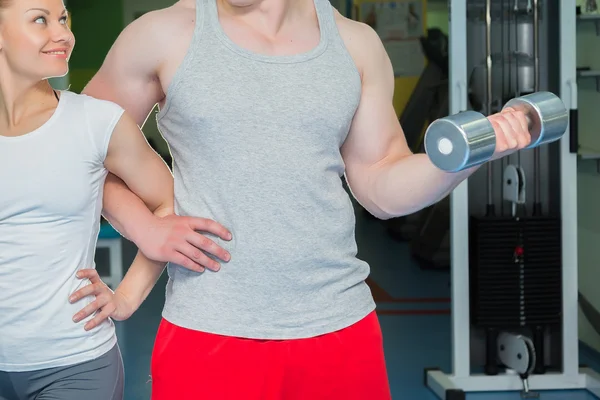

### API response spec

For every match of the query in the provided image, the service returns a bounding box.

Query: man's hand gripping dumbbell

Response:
[425,92,569,172]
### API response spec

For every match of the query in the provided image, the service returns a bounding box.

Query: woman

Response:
[0,0,229,399]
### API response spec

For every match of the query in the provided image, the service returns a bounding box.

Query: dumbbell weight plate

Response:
[503,91,569,148]
[424,110,497,172]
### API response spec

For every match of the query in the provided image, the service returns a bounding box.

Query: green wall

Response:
[67,0,124,92]
[64,0,172,155]
[426,1,448,33]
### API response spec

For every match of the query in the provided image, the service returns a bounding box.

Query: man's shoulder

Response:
[333,10,387,77]
[122,1,196,45]
[99,1,196,77]
[334,10,383,47]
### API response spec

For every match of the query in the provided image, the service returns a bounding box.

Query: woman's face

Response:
[0,0,74,81]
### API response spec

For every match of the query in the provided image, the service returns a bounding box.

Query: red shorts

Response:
[150,311,391,400]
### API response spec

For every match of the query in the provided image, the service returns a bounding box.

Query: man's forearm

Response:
[102,173,158,244]
[102,174,169,313]
[365,153,479,219]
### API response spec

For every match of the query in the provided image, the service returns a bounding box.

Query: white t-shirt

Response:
[0,90,125,371]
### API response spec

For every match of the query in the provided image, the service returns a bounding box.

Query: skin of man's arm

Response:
[82,8,231,271]
[338,19,530,220]
[71,9,233,326]
[70,111,231,328]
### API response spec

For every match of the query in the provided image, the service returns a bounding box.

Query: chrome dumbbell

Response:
[424,91,569,172]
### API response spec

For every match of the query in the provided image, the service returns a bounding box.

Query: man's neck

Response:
[217,0,311,37]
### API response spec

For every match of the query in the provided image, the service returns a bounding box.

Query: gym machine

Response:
[423,0,600,399]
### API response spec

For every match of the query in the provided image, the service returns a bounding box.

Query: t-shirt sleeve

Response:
[83,95,126,165]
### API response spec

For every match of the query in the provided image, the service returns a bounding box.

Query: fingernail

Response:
[73,315,79,322]
[69,296,75,302]
[227,233,232,240]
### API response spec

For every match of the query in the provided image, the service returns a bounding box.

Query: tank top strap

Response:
[313,0,337,43]
[193,0,209,36]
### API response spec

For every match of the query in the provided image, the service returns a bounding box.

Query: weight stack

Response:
[469,215,562,374]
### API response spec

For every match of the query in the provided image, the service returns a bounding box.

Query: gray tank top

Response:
[156,0,375,339]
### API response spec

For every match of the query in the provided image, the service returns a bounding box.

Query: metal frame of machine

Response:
[424,0,600,398]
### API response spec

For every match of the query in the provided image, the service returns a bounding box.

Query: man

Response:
[81,0,531,398]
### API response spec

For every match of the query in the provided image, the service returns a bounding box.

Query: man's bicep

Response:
[83,15,163,127]
[341,34,411,173]
[104,113,174,212]
[83,66,159,128]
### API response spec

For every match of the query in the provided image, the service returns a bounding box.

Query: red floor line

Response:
[376,309,451,315]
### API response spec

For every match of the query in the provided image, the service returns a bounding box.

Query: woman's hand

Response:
[70,269,136,331]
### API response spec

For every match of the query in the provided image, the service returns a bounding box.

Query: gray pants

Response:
[0,344,124,400]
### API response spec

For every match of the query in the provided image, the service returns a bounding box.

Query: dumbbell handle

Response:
[424,91,568,172]
[503,92,567,149]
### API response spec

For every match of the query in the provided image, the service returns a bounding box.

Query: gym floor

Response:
[97,198,600,399]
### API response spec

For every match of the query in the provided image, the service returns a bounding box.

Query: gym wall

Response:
[122,0,155,25]
[67,0,124,93]
[69,0,171,156]
[425,1,448,34]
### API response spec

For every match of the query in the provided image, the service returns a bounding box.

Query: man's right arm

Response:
[83,10,165,246]
[83,10,226,267]
[82,10,164,126]
[83,10,165,247]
